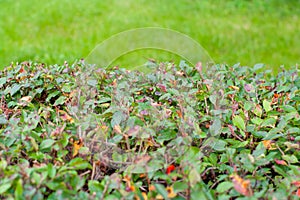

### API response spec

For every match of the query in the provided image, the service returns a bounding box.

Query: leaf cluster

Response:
[0,61,299,199]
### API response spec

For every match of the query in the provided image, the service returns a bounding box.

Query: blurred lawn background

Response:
[0,0,299,71]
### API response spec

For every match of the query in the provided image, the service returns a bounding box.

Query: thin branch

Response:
[100,179,110,200]
[79,170,91,177]
[91,161,96,180]
[201,167,217,177]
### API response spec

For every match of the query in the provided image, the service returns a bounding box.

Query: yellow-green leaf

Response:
[263,100,272,112]
[233,115,246,131]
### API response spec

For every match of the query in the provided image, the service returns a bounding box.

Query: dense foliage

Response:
[0,61,299,199]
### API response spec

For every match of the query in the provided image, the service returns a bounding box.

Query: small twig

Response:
[276,144,285,156]
[264,171,275,183]
[91,161,96,180]
[79,170,91,177]
[137,139,143,155]
[139,186,147,192]
[105,159,132,165]
[77,125,82,139]
[187,180,191,200]
[228,124,244,142]
[210,179,221,189]
[201,167,217,177]
[178,192,187,199]
[100,179,110,200]
[123,134,131,151]
[204,97,209,115]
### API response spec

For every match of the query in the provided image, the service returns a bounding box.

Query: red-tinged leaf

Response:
[19,66,26,73]
[113,125,122,134]
[176,110,183,119]
[292,181,300,187]
[244,84,253,93]
[19,96,32,103]
[230,174,253,197]
[195,62,202,74]
[228,124,235,134]
[123,175,135,192]
[297,188,300,197]
[274,159,288,166]
[134,154,151,165]
[73,138,84,157]
[58,110,74,123]
[262,140,277,150]
[127,125,140,136]
[166,165,175,174]
[157,83,167,92]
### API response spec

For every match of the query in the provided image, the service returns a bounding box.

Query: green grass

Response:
[0,0,299,70]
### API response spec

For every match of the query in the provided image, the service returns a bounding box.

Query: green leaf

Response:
[209,153,218,166]
[233,115,246,131]
[0,182,12,194]
[0,115,8,125]
[69,158,92,170]
[97,97,111,104]
[189,168,201,187]
[240,130,246,138]
[54,96,66,106]
[46,181,64,191]
[35,87,44,94]
[209,118,222,136]
[244,101,253,111]
[62,84,71,92]
[263,133,284,140]
[157,129,176,143]
[30,137,39,151]
[0,77,7,87]
[154,184,169,199]
[0,159,7,170]
[14,179,23,200]
[55,77,64,84]
[10,84,21,96]
[87,79,97,87]
[173,181,188,193]
[287,127,300,134]
[268,127,282,135]
[280,105,296,113]
[263,99,272,112]
[111,111,126,127]
[46,90,60,102]
[194,122,206,138]
[212,139,227,151]
[40,139,55,150]
[282,155,298,163]
[261,118,276,128]
[277,118,287,129]
[295,136,300,141]
[230,140,249,148]
[253,63,264,71]
[48,163,56,179]
[273,165,287,177]
[252,143,266,158]
[88,180,104,195]
[216,181,234,193]
[253,104,262,117]
[251,117,263,125]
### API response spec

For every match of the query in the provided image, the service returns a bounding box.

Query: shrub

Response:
[0,61,299,199]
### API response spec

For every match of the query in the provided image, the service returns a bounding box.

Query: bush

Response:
[0,61,299,199]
